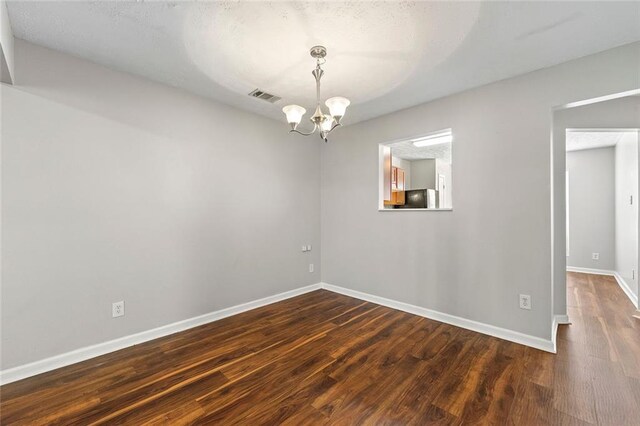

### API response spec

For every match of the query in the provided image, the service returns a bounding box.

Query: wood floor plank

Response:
[88,371,227,425]
[431,335,495,417]
[552,353,598,423]
[458,340,523,424]
[509,379,592,426]
[370,328,474,424]
[2,277,640,425]
[589,356,639,426]
[522,345,555,388]
[610,326,640,379]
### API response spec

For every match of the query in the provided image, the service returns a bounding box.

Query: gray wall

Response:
[1,41,321,369]
[322,42,639,341]
[409,159,436,190]
[615,132,639,300]
[566,147,615,270]
[553,96,640,317]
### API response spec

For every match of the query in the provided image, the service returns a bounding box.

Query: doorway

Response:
[552,94,640,325]
[565,129,638,281]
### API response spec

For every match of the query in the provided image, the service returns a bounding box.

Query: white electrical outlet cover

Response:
[309,263,314,273]
[112,301,125,318]
[519,295,531,310]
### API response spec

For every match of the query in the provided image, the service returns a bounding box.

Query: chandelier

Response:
[282,46,350,143]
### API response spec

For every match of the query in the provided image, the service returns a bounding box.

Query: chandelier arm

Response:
[325,122,342,135]
[289,123,318,137]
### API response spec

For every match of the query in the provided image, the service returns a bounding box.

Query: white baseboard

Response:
[551,317,559,353]
[551,314,570,353]
[0,283,322,386]
[566,266,638,309]
[566,266,615,276]
[320,283,556,353]
[613,272,639,309]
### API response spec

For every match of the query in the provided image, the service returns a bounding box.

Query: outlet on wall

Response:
[112,301,125,318]
[592,253,599,260]
[519,294,531,310]
[309,263,314,273]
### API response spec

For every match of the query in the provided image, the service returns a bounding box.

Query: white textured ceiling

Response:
[566,131,635,152]
[6,1,640,124]
[390,140,451,163]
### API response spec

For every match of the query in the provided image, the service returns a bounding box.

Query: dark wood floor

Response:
[1,273,639,425]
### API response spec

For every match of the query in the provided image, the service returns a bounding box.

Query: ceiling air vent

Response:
[249,89,281,103]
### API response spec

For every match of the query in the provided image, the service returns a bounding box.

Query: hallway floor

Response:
[553,272,640,424]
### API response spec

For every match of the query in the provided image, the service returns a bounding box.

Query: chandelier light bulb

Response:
[325,97,350,121]
[321,116,334,132]
[282,105,306,127]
